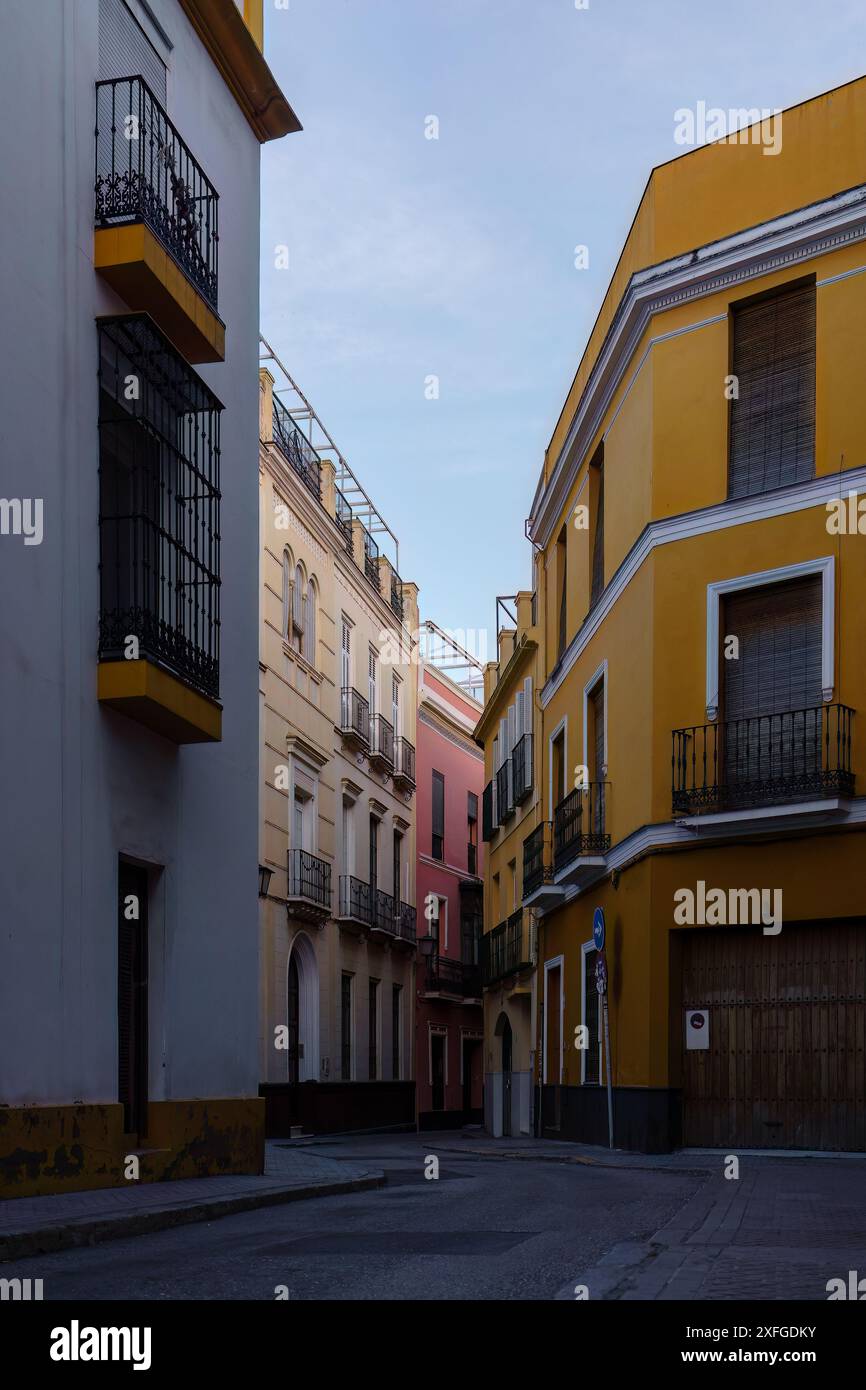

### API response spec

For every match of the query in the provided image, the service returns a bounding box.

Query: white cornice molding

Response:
[540,466,866,709]
[530,182,866,548]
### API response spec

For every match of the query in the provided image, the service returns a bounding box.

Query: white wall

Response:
[0,0,263,1104]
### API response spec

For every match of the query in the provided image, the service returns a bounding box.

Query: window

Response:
[589,447,604,609]
[291,564,305,652]
[341,973,353,1080]
[392,675,400,740]
[341,799,354,878]
[392,985,402,1080]
[436,896,448,952]
[282,549,292,641]
[583,948,602,1085]
[368,649,378,716]
[368,978,379,1080]
[729,280,816,498]
[467,792,478,875]
[341,619,351,689]
[556,524,568,658]
[99,0,166,103]
[306,580,317,666]
[393,829,402,906]
[293,791,306,850]
[369,815,379,891]
[551,728,566,812]
[431,770,445,860]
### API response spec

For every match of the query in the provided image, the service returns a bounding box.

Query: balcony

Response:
[553,782,610,886]
[335,487,354,553]
[369,714,395,772]
[393,737,416,792]
[522,821,565,909]
[390,573,404,622]
[287,849,331,923]
[94,76,224,363]
[272,396,320,500]
[96,315,222,743]
[482,780,499,841]
[336,877,415,948]
[363,529,380,590]
[394,902,417,947]
[482,909,534,988]
[423,955,482,1001]
[340,687,370,749]
[337,874,374,931]
[512,733,533,804]
[496,760,513,823]
[672,704,855,819]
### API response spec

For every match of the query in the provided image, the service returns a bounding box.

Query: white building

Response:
[0,0,298,1195]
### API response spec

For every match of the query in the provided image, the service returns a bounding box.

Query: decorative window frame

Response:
[542,954,565,1085]
[581,658,608,779]
[705,555,835,719]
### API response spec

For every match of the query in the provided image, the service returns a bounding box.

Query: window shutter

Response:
[305,585,315,664]
[590,462,604,607]
[432,770,445,839]
[729,282,816,498]
[523,677,533,734]
[99,0,167,104]
[722,575,822,720]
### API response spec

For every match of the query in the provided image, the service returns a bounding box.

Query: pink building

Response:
[415,662,484,1129]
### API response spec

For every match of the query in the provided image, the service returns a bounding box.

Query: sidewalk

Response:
[0,1142,384,1263]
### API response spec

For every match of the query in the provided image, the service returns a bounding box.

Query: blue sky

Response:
[260,0,866,651]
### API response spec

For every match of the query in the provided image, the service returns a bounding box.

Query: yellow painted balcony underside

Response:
[98,658,222,744]
[94,223,226,364]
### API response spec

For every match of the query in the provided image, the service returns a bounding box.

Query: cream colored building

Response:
[258,362,419,1134]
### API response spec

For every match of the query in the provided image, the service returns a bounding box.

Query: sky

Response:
[260,0,866,655]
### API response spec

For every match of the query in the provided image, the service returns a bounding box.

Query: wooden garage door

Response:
[682,922,866,1150]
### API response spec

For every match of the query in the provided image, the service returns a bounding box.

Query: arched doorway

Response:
[286,932,320,1083]
[495,1012,513,1137]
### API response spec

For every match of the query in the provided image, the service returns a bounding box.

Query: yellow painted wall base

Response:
[0,1099,265,1199]
[98,658,222,743]
[94,223,226,364]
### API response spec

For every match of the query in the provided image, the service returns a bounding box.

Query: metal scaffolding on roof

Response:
[258,334,400,571]
[420,619,485,701]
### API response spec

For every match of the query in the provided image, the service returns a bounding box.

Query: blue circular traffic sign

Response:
[593,907,605,952]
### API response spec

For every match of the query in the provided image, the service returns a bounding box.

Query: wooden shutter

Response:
[99,0,167,104]
[590,461,604,607]
[432,770,445,850]
[729,282,816,498]
[722,575,822,720]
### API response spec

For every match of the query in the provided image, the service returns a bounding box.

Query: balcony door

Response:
[587,682,605,837]
[721,575,822,799]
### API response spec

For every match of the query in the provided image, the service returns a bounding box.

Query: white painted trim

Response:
[529,181,866,548]
[579,940,603,1086]
[582,659,608,776]
[706,556,835,716]
[680,796,849,831]
[542,955,565,1085]
[540,469,866,709]
[287,932,320,1083]
[547,716,567,821]
[428,1023,449,1087]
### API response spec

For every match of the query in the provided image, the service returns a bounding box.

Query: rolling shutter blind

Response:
[590,461,604,608]
[432,770,445,840]
[722,575,822,720]
[99,0,167,104]
[729,283,816,498]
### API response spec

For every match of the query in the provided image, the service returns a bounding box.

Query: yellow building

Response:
[484,78,866,1153]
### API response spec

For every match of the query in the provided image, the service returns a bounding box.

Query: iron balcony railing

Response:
[393,737,416,787]
[97,315,222,699]
[363,529,380,589]
[496,761,513,823]
[287,849,331,911]
[394,902,417,944]
[335,486,354,552]
[553,782,610,872]
[95,76,219,309]
[340,687,370,743]
[512,733,533,804]
[672,704,855,815]
[272,395,321,499]
[338,874,374,926]
[369,714,395,767]
[523,820,554,898]
[390,573,404,621]
[482,909,533,987]
[482,780,498,841]
[424,955,481,997]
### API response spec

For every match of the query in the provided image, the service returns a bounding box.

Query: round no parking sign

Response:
[686,1009,709,1050]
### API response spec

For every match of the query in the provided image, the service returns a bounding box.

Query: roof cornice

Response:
[474,636,537,744]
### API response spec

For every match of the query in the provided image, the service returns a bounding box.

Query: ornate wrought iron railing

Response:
[338,875,374,926]
[95,76,219,310]
[394,902,417,944]
[369,714,395,767]
[335,486,353,551]
[272,395,321,499]
[340,687,370,743]
[363,528,380,589]
[553,782,610,871]
[512,733,533,804]
[496,760,513,822]
[97,314,222,699]
[482,910,533,987]
[672,704,855,814]
[287,849,331,909]
[390,572,404,621]
[523,820,554,898]
[394,737,416,787]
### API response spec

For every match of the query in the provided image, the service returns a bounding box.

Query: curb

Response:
[0,1171,385,1263]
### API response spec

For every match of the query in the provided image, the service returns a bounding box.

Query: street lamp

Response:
[258,864,273,898]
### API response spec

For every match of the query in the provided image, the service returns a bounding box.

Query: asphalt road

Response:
[2,1134,703,1301]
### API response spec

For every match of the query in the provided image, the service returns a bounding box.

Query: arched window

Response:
[292,563,305,652]
[282,549,293,641]
[306,578,317,667]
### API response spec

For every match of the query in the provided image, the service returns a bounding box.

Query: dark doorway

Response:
[501,1017,513,1136]
[118,861,148,1138]
[431,1033,445,1111]
[462,1037,481,1119]
[287,953,300,1084]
